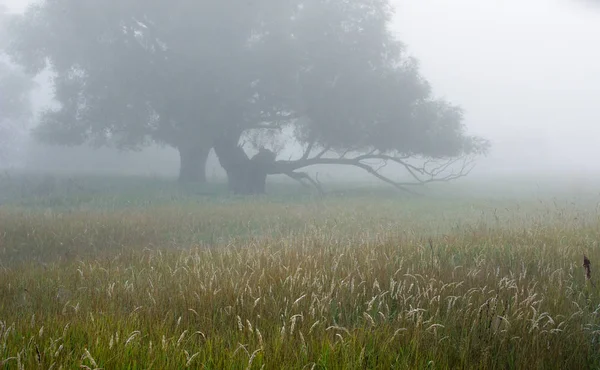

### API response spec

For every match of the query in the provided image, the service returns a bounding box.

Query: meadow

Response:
[1,174,600,369]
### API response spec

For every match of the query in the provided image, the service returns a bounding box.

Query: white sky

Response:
[0,0,24,12]
[391,0,600,174]
[2,0,600,176]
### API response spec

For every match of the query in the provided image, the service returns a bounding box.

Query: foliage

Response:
[8,1,284,149]
[7,0,489,190]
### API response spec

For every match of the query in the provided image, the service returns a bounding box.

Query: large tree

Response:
[8,0,488,192]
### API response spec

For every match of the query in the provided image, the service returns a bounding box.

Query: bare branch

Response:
[302,139,315,160]
[350,161,423,195]
[285,171,324,195]
[269,150,477,194]
[339,148,351,158]
[314,146,330,159]
[373,158,388,173]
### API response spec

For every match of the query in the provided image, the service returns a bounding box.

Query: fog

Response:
[1,0,600,185]
[393,0,600,178]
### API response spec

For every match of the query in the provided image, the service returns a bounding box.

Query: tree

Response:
[8,0,285,183]
[8,0,488,192]
[0,7,35,166]
[212,0,489,194]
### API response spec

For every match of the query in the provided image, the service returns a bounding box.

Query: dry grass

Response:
[1,192,600,369]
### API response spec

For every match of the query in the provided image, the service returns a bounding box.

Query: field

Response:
[1,174,600,369]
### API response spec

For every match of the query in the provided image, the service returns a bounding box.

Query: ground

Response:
[0,174,599,369]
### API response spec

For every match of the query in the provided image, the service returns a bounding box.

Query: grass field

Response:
[1,174,600,369]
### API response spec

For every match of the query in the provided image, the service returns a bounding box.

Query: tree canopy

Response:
[8,0,489,192]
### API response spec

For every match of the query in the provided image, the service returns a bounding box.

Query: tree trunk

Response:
[177,143,210,183]
[214,137,276,195]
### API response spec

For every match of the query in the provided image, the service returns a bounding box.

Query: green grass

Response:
[1,174,600,368]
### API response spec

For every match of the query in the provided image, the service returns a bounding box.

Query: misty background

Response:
[1,0,599,185]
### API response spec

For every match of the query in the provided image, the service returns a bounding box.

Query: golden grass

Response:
[1,196,600,369]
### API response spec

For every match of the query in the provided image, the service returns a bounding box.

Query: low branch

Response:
[351,161,423,195]
[269,150,476,194]
[285,170,324,195]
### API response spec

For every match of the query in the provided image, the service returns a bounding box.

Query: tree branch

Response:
[314,146,330,159]
[269,150,475,194]
[302,139,315,160]
[285,170,324,195]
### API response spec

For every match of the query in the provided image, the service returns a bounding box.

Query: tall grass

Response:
[1,182,600,368]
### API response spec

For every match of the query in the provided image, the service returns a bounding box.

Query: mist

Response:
[4,1,600,367]
[393,0,600,180]
[1,0,599,189]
